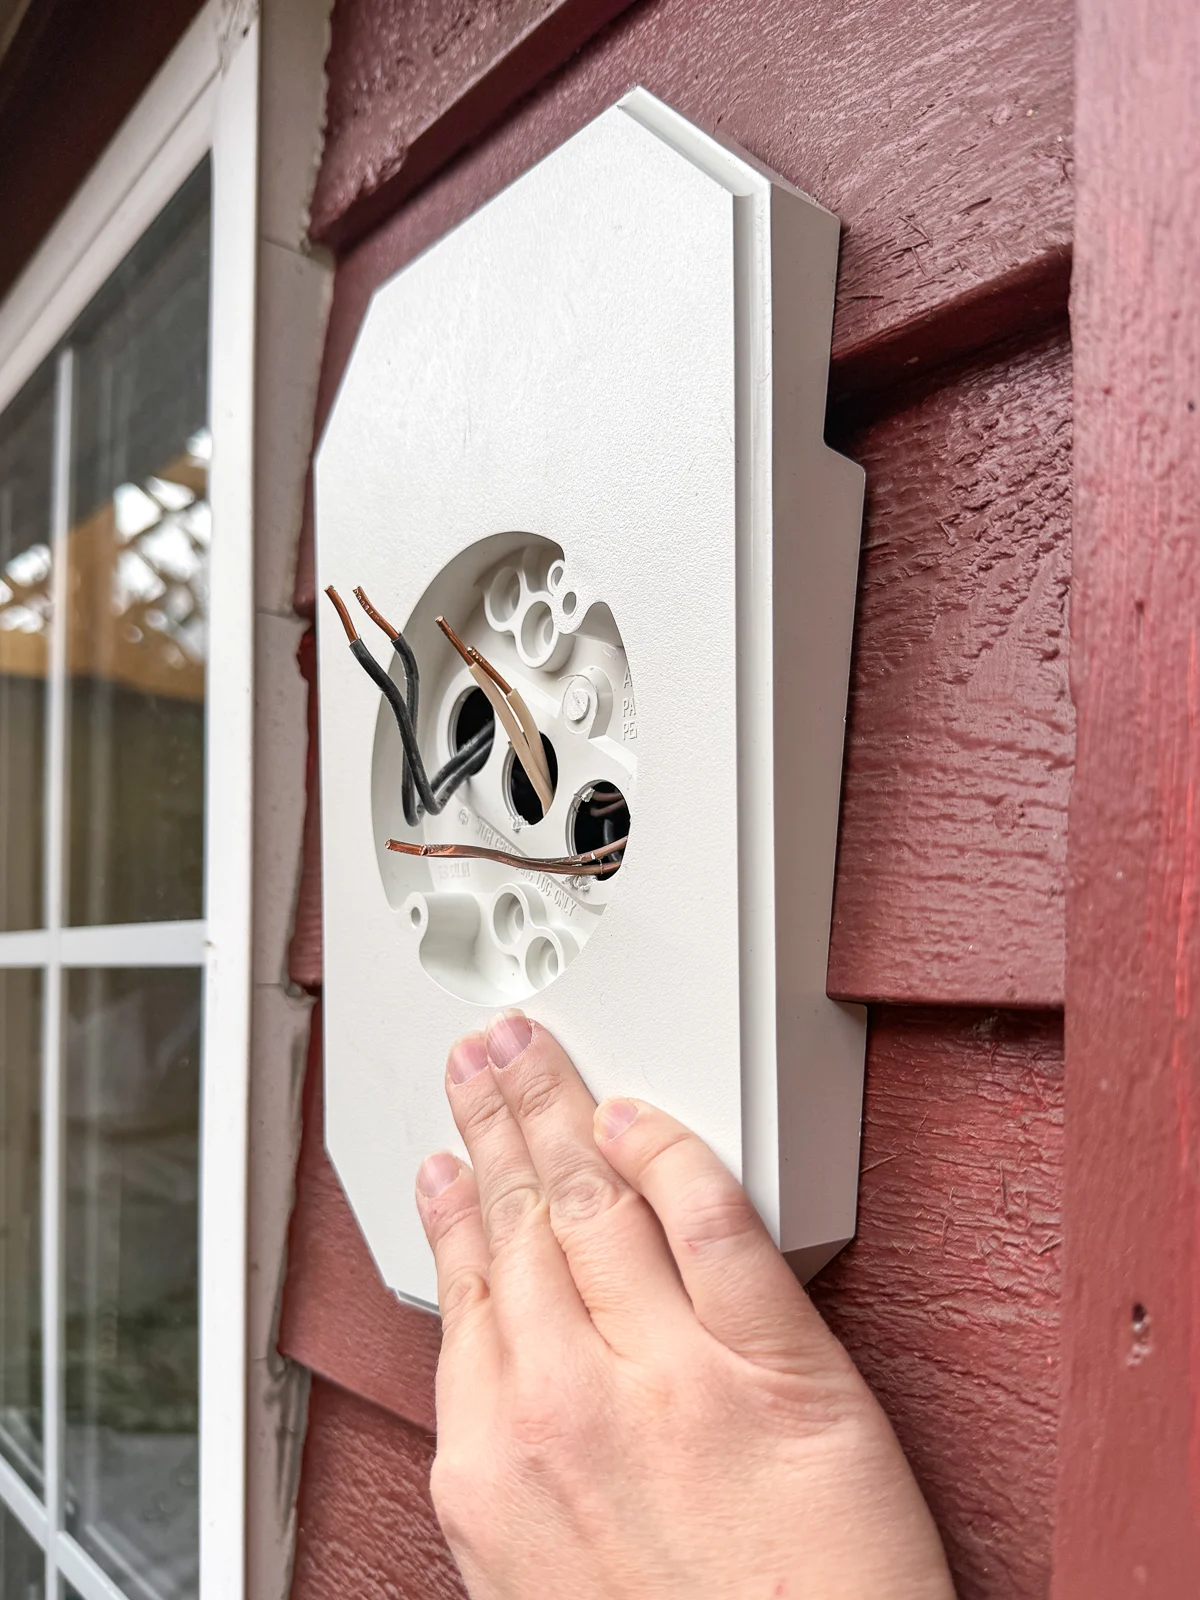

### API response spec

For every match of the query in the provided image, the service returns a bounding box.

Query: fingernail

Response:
[487,1008,532,1070]
[448,1033,488,1084]
[595,1098,639,1142]
[417,1151,460,1198]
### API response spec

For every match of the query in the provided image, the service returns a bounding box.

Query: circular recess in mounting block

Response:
[520,600,556,661]
[506,734,558,825]
[451,685,495,753]
[571,782,630,877]
[526,936,561,988]
[492,890,526,948]
[493,569,522,622]
[372,531,635,1005]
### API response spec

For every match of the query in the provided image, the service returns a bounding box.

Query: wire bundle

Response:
[324,584,629,880]
[325,586,493,826]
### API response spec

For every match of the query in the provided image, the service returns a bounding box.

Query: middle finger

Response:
[445,1030,588,1344]
[483,1011,693,1347]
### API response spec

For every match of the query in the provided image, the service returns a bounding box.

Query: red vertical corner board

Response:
[1053,1,1200,1593]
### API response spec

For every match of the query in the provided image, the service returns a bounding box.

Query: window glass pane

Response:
[0,364,54,932]
[0,1500,44,1598]
[67,161,210,926]
[65,967,200,1600]
[0,969,43,1490]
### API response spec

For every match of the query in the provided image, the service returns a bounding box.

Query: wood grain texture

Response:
[280,1007,1063,1600]
[313,0,636,249]
[813,1007,1064,1600]
[1053,3,1200,1592]
[828,330,1073,1007]
[279,1001,440,1433]
[303,0,1072,463]
[291,1378,465,1600]
[289,335,1073,1007]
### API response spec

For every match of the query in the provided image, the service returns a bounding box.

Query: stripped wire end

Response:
[325,585,359,642]
[436,615,513,694]
[354,585,400,642]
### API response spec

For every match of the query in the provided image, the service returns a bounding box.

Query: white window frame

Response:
[0,5,256,1598]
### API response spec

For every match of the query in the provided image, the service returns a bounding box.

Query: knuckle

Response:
[456,1087,510,1142]
[506,1064,564,1125]
[483,1179,546,1252]
[638,1124,693,1181]
[675,1177,760,1254]
[430,1450,486,1549]
[506,1390,575,1468]
[548,1166,625,1229]
[438,1263,489,1324]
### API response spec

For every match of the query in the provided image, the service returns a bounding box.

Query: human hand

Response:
[416,1011,955,1600]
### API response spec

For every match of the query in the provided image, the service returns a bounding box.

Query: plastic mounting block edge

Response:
[314,88,867,1310]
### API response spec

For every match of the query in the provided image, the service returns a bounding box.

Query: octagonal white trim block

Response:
[315,88,866,1310]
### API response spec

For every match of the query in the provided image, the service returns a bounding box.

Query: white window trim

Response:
[0,5,257,1599]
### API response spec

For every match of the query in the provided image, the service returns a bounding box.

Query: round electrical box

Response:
[373,533,635,1003]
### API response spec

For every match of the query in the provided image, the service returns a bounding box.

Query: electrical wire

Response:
[386,835,627,878]
[435,616,554,810]
[352,587,424,826]
[325,586,493,825]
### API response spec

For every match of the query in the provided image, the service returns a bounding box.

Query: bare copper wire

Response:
[436,615,513,694]
[385,835,627,878]
[353,585,401,640]
[325,586,359,642]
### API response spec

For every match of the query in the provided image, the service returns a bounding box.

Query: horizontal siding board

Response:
[290,335,1072,1007]
[281,1006,1062,1599]
[297,0,1074,615]
[291,1378,465,1600]
[313,0,638,249]
[828,330,1073,1007]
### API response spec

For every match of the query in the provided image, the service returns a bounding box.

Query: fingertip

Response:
[594,1097,641,1143]
[485,1007,532,1070]
[416,1150,463,1200]
[446,1032,488,1086]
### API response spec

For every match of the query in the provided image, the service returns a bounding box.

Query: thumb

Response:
[593,1097,852,1380]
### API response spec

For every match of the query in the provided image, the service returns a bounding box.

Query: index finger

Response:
[484,1011,692,1347]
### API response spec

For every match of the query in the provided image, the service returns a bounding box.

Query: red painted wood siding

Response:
[280,2,1078,1596]
[1052,1,1200,1593]
[285,1009,1064,1599]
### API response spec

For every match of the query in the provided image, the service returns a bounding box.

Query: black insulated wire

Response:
[346,637,492,825]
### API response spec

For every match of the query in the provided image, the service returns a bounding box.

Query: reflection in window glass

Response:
[0,1500,44,1599]
[0,970,42,1490]
[0,363,53,932]
[65,968,200,1600]
[67,160,210,927]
